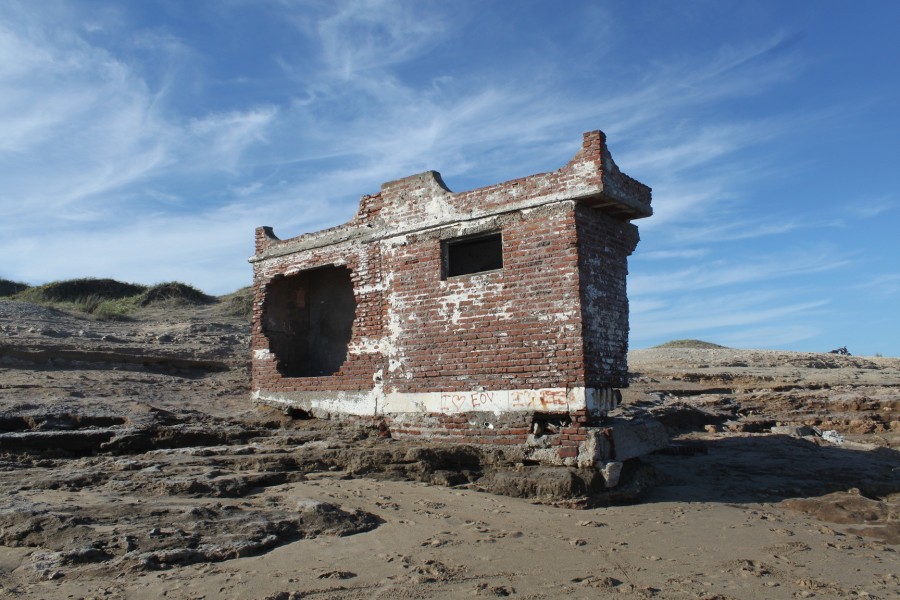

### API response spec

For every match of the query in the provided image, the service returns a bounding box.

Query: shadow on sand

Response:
[644,434,899,505]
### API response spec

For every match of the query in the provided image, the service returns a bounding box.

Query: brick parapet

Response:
[249,130,650,264]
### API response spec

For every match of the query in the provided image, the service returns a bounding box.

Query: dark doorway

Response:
[263,266,356,377]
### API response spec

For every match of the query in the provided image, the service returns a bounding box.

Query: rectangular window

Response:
[443,231,503,278]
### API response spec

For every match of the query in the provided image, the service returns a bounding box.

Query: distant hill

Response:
[651,339,729,349]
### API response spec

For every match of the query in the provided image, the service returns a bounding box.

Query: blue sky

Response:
[1,1,898,356]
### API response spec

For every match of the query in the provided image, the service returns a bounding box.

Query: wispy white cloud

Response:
[715,324,822,349]
[619,121,781,175]
[3,0,891,361]
[312,0,448,79]
[635,248,711,261]
[262,5,808,207]
[0,1,807,283]
[186,107,279,172]
[854,273,900,298]
[630,250,848,296]
[647,215,804,243]
[845,196,895,219]
[631,288,829,348]
[0,4,278,234]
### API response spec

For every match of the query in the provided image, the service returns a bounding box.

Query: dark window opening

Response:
[262,266,356,377]
[443,232,503,278]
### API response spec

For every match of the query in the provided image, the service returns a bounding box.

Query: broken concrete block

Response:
[600,461,623,488]
[770,424,814,437]
[605,419,669,462]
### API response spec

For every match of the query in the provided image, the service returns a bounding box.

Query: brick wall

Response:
[250,239,385,395]
[575,204,640,389]
[380,201,584,394]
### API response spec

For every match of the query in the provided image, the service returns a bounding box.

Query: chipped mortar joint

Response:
[249,129,667,493]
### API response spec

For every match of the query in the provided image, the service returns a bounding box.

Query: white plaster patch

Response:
[348,338,382,355]
[490,300,515,321]
[423,195,459,224]
[378,269,406,372]
[354,283,386,295]
[385,234,409,248]
[571,159,598,179]
[585,387,621,415]
[253,349,273,360]
[437,278,505,326]
[367,369,384,414]
[536,309,577,323]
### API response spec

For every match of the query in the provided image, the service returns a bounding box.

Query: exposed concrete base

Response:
[253,391,668,478]
[252,386,623,418]
[521,418,669,470]
[579,418,670,464]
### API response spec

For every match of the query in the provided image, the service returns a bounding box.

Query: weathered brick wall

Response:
[249,130,651,442]
[380,201,585,395]
[252,202,589,403]
[250,239,385,396]
[575,204,640,389]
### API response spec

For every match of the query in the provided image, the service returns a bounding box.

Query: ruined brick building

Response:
[250,130,660,472]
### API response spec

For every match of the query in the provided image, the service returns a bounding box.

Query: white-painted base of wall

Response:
[251,386,622,417]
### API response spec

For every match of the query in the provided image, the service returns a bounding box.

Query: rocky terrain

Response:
[0,297,897,599]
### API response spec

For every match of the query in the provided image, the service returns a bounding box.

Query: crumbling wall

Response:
[575,204,640,389]
[251,241,385,407]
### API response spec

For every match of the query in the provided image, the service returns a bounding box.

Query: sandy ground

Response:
[1,299,898,599]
